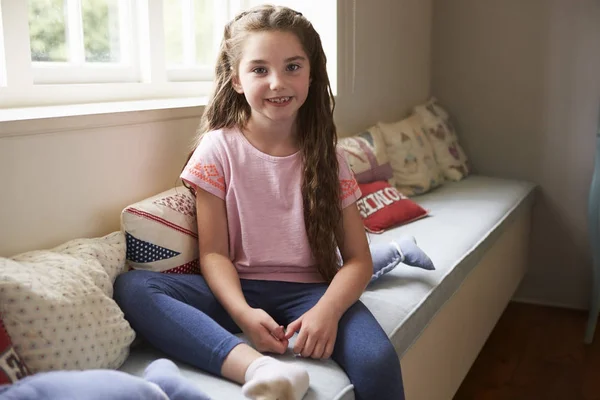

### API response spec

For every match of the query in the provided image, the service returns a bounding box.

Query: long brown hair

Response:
[183,5,342,282]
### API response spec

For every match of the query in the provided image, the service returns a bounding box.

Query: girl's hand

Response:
[237,308,288,354]
[284,304,340,359]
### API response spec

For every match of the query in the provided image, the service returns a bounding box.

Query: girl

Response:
[115,5,407,400]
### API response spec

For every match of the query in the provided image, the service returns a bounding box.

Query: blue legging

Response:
[114,271,404,400]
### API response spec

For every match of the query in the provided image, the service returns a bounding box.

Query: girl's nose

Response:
[269,74,285,91]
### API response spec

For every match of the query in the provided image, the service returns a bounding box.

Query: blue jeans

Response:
[114,271,405,400]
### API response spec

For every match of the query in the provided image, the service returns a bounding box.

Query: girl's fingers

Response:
[323,340,335,359]
[292,330,307,355]
[285,318,302,340]
[271,325,285,340]
[311,340,325,359]
[300,335,316,358]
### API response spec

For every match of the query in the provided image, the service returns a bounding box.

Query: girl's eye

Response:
[287,64,300,72]
[252,67,267,74]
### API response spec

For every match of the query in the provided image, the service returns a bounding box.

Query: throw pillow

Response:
[338,125,394,184]
[413,97,470,181]
[0,232,136,373]
[121,187,200,274]
[377,115,445,196]
[0,315,30,384]
[357,181,429,233]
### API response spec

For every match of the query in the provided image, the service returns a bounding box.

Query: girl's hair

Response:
[183,4,342,282]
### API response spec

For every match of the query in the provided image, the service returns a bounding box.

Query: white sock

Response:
[242,356,309,400]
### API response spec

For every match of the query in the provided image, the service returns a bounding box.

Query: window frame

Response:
[30,0,139,84]
[0,0,341,111]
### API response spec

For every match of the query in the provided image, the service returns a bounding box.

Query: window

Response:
[0,0,338,110]
[29,0,137,84]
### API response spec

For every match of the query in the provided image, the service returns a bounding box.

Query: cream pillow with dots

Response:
[377,115,445,196]
[0,232,135,373]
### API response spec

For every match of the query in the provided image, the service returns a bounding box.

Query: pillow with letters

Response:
[0,314,30,384]
[357,181,428,233]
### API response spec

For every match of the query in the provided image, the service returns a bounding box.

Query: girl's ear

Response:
[231,75,244,94]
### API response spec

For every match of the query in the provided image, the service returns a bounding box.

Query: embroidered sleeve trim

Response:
[186,162,226,192]
[340,178,359,201]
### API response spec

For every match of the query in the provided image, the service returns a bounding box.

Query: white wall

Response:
[431,0,600,309]
[0,108,201,256]
[0,0,433,257]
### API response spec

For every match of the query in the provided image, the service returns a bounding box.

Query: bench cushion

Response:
[118,175,536,400]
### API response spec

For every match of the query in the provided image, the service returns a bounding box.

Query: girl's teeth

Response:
[269,97,289,103]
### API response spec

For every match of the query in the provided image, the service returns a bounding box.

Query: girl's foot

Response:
[242,356,309,400]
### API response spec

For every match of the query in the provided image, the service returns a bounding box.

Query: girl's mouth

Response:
[266,96,292,105]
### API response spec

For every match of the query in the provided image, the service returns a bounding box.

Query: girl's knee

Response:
[363,339,399,371]
[114,270,162,307]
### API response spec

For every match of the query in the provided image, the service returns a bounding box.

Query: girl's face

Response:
[233,30,311,128]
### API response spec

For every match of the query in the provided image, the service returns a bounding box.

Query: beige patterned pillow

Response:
[377,115,445,196]
[0,232,135,373]
[338,125,394,185]
[414,97,470,181]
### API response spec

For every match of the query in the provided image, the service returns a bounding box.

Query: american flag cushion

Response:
[121,187,200,274]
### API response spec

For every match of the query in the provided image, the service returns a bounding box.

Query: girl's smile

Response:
[266,96,292,106]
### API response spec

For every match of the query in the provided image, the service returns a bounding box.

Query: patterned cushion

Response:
[338,125,394,184]
[413,97,470,181]
[121,187,199,274]
[377,115,445,196]
[0,232,135,373]
[0,314,30,384]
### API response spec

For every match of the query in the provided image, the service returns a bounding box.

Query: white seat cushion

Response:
[119,175,536,400]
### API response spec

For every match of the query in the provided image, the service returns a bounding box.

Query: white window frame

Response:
[165,0,234,82]
[0,0,6,87]
[0,0,340,111]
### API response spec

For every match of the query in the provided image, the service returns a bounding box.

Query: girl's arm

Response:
[195,188,288,353]
[195,188,249,321]
[285,203,373,358]
[316,203,373,318]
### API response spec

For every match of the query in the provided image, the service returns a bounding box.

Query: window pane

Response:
[164,0,183,65]
[194,0,214,66]
[82,0,121,63]
[28,0,68,62]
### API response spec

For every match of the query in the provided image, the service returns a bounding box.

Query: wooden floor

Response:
[454,302,600,400]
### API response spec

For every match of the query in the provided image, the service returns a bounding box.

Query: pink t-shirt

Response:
[180,127,361,283]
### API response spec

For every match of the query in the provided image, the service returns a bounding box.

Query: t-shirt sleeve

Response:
[337,149,361,208]
[180,132,227,200]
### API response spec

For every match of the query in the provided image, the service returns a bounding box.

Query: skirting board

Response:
[400,205,532,399]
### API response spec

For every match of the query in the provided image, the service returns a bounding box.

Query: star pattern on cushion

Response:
[164,259,200,275]
[125,232,180,263]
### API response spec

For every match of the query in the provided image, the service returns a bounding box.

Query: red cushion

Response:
[0,315,30,384]
[357,181,428,233]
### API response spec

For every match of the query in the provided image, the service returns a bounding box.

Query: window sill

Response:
[0,97,207,138]
[0,97,208,123]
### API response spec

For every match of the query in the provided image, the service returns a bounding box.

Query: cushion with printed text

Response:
[357,181,429,233]
[0,315,30,384]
